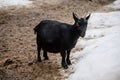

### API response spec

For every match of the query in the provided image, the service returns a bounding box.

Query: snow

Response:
[68,0,120,80]
[107,0,120,9]
[0,0,32,7]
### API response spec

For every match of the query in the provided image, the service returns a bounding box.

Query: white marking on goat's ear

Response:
[85,13,91,20]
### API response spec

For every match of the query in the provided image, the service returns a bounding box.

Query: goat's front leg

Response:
[60,50,68,69]
[66,50,72,65]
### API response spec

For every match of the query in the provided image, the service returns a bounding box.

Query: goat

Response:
[34,13,91,69]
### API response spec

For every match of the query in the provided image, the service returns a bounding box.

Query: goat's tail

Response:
[33,27,37,34]
[34,25,39,34]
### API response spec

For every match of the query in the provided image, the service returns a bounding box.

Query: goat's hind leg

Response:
[37,44,42,62]
[43,49,49,60]
[36,35,42,62]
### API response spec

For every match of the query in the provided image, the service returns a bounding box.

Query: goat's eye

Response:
[78,23,81,26]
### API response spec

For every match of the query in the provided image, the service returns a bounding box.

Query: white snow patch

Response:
[107,0,120,9]
[0,0,32,7]
[68,11,120,80]
[88,11,120,28]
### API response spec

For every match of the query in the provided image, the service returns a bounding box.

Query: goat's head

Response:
[73,12,91,38]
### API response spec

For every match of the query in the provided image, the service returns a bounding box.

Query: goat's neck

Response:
[71,25,80,40]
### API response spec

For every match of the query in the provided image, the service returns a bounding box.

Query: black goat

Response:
[34,13,91,69]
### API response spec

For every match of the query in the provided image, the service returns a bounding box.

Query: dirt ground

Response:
[0,0,114,80]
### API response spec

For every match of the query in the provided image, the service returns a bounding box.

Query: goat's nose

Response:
[81,32,85,38]
[81,35,85,38]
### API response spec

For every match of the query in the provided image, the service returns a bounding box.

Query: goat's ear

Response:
[85,14,91,20]
[73,12,78,22]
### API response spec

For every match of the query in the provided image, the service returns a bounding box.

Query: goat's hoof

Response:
[67,60,72,65]
[38,59,42,62]
[63,65,68,69]
[62,63,68,69]
[44,57,49,60]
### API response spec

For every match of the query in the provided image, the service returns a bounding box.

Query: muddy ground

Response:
[0,0,114,80]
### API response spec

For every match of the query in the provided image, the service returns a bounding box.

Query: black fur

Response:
[34,13,91,69]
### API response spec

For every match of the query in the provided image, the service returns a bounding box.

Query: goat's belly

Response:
[42,43,61,53]
[46,48,60,53]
